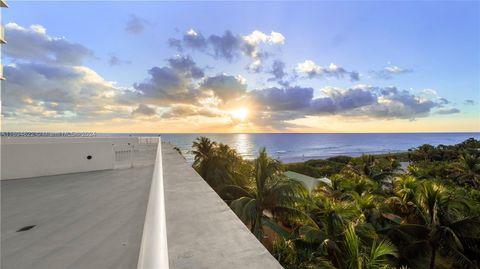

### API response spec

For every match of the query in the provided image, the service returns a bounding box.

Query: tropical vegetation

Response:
[191,137,480,269]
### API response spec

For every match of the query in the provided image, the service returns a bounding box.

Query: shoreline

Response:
[276,150,410,164]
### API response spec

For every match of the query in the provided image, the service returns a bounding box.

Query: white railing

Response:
[138,136,161,145]
[137,137,169,269]
[113,144,135,169]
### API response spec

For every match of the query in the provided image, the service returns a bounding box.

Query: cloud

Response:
[311,86,376,113]
[436,108,461,115]
[251,110,307,130]
[296,60,359,81]
[169,29,285,71]
[126,56,245,107]
[132,104,157,116]
[108,55,132,66]
[2,62,128,120]
[438,98,449,105]
[167,55,204,78]
[172,29,209,52]
[251,86,313,111]
[250,84,449,120]
[4,23,94,65]
[242,30,285,72]
[359,87,439,119]
[120,56,248,109]
[132,67,196,105]
[130,55,206,105]
[125,15,149,34]
[199,74,247,102]
[161,104,221,118]
[243,30,285,46]
[385,66,412,74]
[371,65,413,79]
[267,60,287,82]
[464,99,475,105]
[168,38,183,51]
[2,22,460,131]
[207,31,242,61]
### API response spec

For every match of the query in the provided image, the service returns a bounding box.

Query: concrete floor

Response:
[1,165,153,269]
[162,145,283,269]
[1,143,283,269]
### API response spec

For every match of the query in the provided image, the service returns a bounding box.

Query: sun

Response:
[230,107,249,121]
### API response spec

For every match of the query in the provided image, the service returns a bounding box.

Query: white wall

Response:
[1,137,138,145]
[1,137,142,180]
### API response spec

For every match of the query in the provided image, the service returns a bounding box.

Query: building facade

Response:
[0,0,7,80]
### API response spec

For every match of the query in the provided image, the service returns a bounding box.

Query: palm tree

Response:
[192,137,246,189]
[299,196,358,267]
[211,143,247,187]
[347,192,382,227]
[340,223,399,269]
[393,175,418,204]
[314,175,345,201]
[228,148,309,240]
[340,174,378,196]
[452,151,480,188]
[385,175,420,222]
[415,144,436,162]
[388,181,480,269]
[192,136,217,180]
[341,155,396,186]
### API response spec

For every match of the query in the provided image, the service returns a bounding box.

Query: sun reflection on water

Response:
[233,133,253,159]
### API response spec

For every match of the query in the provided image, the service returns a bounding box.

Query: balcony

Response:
[0,25,5,44]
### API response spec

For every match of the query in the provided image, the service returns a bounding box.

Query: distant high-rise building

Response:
[0,0,6,80]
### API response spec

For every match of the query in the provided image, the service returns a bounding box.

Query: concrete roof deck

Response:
[1,141,283,269]
[1,165,153,269]
[162,145,282,269]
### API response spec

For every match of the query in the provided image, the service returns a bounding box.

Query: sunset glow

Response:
[1,1,479,133]
[230,108,249,122]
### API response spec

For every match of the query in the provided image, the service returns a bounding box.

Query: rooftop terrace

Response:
[1,165,153,269]
[1,137,282,268]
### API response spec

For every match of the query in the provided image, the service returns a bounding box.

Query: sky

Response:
[2,1,479,133]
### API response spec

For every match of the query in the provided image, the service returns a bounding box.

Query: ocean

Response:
[4,132,478,163]
[121,133,480,163]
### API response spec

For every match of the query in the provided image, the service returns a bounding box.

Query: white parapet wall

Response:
[137,137,169,269]
[1,137,141,180]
